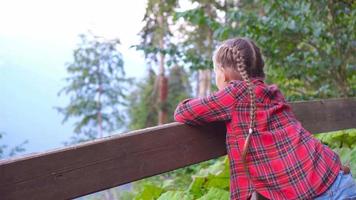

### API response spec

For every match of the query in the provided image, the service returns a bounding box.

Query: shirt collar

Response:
[228,77,265,85]
[251,77,265,82]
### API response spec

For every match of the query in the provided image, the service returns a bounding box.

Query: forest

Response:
[1,0,355,199]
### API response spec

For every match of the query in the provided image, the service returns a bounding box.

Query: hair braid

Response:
[230,45,257,180]
[230,46,256,134]
[213,37,265,194]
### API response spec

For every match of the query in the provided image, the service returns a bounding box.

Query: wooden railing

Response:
[0,98,355,200]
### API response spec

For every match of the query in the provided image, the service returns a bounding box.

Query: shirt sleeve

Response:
[174,80,245,125]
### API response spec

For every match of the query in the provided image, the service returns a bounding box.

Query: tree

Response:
[57,32,129,144]
[166,65,192,121]
[138,0,179,125]
[128,65,191,130]
[174,0,224,97]
[127,68,158,130]
[216,0,356,100]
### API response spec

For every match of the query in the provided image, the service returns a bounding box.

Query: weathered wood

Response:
[291,98,356,133]
[0,123,227,200]
[0,98,355,200]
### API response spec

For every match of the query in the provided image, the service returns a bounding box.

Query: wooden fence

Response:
[0,98,355,200]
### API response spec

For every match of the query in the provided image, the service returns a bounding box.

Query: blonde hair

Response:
[212,37,265,78]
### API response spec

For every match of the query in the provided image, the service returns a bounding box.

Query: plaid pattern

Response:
[174,78,342,200]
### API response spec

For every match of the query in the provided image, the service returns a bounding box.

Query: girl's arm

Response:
[174,81,244,125]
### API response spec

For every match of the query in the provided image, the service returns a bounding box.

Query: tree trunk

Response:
[157,13,168,125]
[198,4,214,97]
[198,69,212,97]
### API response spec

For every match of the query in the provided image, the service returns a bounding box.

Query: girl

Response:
[174,38,356,199]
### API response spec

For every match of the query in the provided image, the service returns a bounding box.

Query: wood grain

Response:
[0,98,355,200]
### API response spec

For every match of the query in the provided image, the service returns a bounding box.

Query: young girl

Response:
[174,38,356,200]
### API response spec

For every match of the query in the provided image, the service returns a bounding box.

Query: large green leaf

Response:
[134,184,164,200]
[315,129,356,149]
[204,175,229,190]
[188,176,206,198]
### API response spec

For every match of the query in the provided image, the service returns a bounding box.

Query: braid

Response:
[214,37,264,187]
[230,46,256,134]
[230,43,257,180]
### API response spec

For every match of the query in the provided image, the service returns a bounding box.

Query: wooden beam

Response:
[0,98,355,200]
[291,98,356,133]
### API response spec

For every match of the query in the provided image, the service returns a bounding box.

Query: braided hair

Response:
[213,37,265,177]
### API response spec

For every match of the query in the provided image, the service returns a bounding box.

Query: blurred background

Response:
[0,0,355,199]
[0,0,147,154]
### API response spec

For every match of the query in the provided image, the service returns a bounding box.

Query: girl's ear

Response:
[223,70,230,83]
[219,67,229,83]
[223,68,232,83]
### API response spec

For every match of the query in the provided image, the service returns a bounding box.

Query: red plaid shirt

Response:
[174,78,341,200]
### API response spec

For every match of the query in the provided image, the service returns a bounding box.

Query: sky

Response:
[0,0,148,157]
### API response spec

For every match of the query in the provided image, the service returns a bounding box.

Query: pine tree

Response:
[57,32,129,145]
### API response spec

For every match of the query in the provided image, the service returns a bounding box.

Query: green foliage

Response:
[315,129,356,148]
[189,157,230,199]
[138,0,179,66]
[166,66,192,121]
[173,1,220,71]
[57,32,130,144]
[126,156,230,200]
[315,129,356,178]
[157,191,193,200]
[217,0,356,100]
[197,187,229,200]
[128,69,158,130]
[335,147,356,174]
[172,0,355,100]
[128,66,192,130]
[134,184,164,200]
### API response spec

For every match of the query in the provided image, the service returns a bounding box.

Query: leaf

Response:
[197,187,229,200]
[349,148,356,181]
[204,175,229,190]
[188,176,206,198]
[315,129,356,148]
[134,184,164,200]
[335,147,352,165]
[196,158,225,176]
[157,191,193,200]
